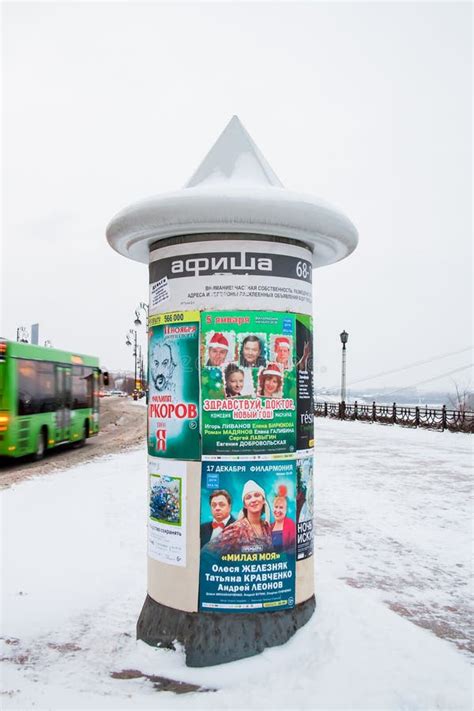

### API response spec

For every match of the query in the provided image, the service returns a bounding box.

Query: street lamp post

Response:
[137,344,145,389]
[340,330,349,402]
[134,303,149,394]
[134,302,149,328]
[125,329,138,392]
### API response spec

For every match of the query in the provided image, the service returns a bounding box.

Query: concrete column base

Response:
[137,595,316,667]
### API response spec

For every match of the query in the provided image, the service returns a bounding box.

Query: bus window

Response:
[37,362,55,412]
[18,360,36,415]
[93,369,99,410]
[72,365,93,409]
[18,359,55,415]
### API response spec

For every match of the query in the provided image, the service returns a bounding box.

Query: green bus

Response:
[0,339,108,460]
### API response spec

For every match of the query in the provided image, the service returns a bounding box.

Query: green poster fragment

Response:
[148,311,200,459]
[200,311,297,455]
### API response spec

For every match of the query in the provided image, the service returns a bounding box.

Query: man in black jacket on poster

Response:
[200,489,235,547]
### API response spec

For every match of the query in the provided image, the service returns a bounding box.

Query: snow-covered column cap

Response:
[106,116,358,267]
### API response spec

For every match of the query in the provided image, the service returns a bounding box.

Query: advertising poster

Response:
[148,457,187,566]
[148,311,200,459]
[199,459,296,612]
[296,314,314,450]
[296,453,314,560]
[149,239,313,316]
[200,311,297,456]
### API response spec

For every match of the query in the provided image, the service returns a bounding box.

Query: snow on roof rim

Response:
[106,116,358,267]
[106,186,358,268]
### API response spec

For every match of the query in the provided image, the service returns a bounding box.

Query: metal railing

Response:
[315,401,474,433]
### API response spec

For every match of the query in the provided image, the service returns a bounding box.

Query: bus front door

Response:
[55,366,71,443]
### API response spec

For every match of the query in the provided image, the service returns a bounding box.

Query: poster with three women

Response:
[200,310,297,455]
[199,459,296,612]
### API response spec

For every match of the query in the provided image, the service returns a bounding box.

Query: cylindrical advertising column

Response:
[106,117,357,667]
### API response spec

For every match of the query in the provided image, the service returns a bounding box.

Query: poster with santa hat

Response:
[200,310,297,456]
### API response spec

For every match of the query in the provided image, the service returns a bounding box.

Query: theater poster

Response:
[200,310,297,456]
[148,311,200,459]
[296,453,314,560]
[296,314,314,450]
[199,459,296,612]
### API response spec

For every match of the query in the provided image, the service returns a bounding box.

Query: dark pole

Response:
[340,330,349,402]
[134,303,149,393]
[134,330,138,389]
[137,345,143,388]
[125,329,138,393]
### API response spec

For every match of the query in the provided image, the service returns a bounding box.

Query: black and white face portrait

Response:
[150,341,176,392]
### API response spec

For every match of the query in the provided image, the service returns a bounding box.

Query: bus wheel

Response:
[33,429,47,461]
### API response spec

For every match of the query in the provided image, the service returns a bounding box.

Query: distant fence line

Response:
[315,401,474,433]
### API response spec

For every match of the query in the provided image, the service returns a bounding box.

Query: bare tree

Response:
[447,378,474,412]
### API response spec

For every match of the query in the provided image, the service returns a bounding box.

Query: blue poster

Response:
[296,453,314,560]
[199,459,296,613]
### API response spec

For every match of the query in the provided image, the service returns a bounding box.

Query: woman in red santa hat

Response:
[258,362,283,398]
[274,336,292,370]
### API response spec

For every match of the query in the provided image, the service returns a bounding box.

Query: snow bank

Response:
[1,422,472,710]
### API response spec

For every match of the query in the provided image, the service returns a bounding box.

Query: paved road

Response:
[0,397,147,489]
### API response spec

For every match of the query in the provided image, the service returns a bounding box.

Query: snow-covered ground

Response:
[317,419,473,655]
[1,421,472,710]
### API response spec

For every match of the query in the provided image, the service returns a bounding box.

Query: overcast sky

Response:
[2,2,471,395]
